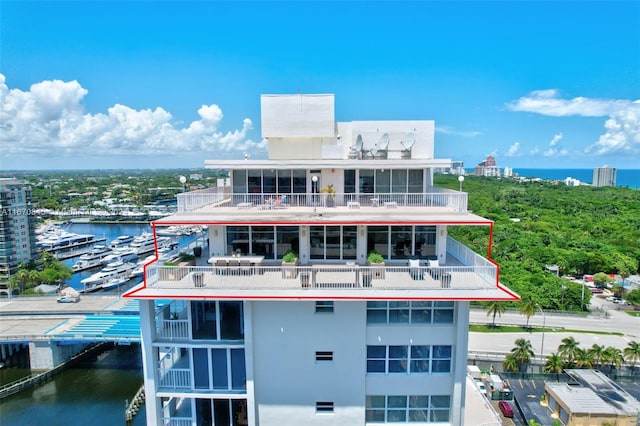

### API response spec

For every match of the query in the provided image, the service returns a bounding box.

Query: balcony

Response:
[176,188,468,214]
[128,238,511,300]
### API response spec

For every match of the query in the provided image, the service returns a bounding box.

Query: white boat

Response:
[72,245,112,272]
[129,255,156,278]
[38,232,98,251]
[130,234,173,255]
[100,275,130,291]
[101,246,138,265]
[110,235,135,249]
[81,261,136,287]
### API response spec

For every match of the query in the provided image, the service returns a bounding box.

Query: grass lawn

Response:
[469,324,624,336]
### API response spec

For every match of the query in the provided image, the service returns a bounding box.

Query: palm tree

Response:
[589,344,605,368]
[511,338,535,371]
[623,341,640,373]
[544,352,564,381]
[558,336,580,367]
[574,348,594,369]
[9,269,40,293]
[503,353,519,372]
[602,346,624,373]
[486,301,507,327]
[519,294,537,329]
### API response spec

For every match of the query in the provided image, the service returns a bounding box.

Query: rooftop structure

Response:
[125,94,516,426]
[545,369,640,426]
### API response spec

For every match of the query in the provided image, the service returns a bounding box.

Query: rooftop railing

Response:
[176,187,467,213]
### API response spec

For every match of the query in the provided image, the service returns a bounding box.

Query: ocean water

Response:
[511,168,639,188]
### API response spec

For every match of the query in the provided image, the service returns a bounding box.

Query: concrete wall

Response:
[250,300,367,426]
[28,341,87,370]
[261,94,335,138]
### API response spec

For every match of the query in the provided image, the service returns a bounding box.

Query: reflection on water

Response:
[1,345,146,426]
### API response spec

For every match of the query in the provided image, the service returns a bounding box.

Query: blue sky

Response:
[1,1,639,170]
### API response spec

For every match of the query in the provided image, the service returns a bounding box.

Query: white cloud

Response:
[435,125,481,137]
[529,147,540,155]
[549,132,563,146]
[0,74,266,158]
[543,147,569,158]
[507,89,640,155]
[506,142,520,157]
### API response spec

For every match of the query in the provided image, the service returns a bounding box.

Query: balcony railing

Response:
[156,319,190,340]
[144,262,496,292]
[162,417,192,426]
[176,188,467,212]
[158,367,191,389]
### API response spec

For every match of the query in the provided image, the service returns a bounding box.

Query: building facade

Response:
[125,94,516,426]
[473,156,500,178]
[592,166,616,187]
[0,178,38,296]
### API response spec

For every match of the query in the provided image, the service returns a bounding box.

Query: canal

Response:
[1,345,146,426]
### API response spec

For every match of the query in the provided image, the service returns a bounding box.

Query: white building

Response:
[592,166,616,187]
[125,94,517,426]
[0,178,38,296]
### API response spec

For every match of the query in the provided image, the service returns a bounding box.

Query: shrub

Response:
[282,249,299,263]
[367,251,384,264]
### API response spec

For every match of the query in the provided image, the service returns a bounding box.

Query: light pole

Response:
[458,175,465,192]
[537,304,546,361]
[179,176,187,193]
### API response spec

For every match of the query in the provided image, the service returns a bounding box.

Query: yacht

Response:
[72,245,112,272]
[101,246,138,265]
[110,235,135,249]
[81,260,136,288]
[130,234,172,255]
[100,275,130,291]
[130,255,156,278]
[38,232,98,251]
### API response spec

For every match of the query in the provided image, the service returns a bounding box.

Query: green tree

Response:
[9,269,40,293]
[589,344,605,368]
[602,346,624,373]
[593,272,614,286]
[558,337,580,367]
[623,341,640,372]
[519,294,537,328]
[511,338,535,372]
[574,348,594,369]
[486,301,507,327]
[544,352,564,381]
[503,354,519,373]
[626,289,640,307]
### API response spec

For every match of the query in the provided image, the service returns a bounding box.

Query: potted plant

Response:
[281,249,299,279]
[367,251,385,279]
[320,184,336,207]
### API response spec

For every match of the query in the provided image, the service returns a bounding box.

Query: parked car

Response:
[57,295,80,303]
[498,401,514,418]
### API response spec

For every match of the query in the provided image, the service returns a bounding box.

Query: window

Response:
[315,351,333,362]
[315,301,334,313]
[366,394,450,423]
[366,345,452,374]
[316,401,334,413]
[366,301,453,325]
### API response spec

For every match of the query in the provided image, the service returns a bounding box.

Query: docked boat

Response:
[81,261,136,288]
[129,255,156,278]
[72,245,112,272]
[38,232,100,251]
[101,246,138,265]
[130,234,173,255]
[100,275,130,291]
[110,235,135,249]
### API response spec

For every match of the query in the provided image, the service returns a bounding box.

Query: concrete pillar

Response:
[452,301,470,426]
[140,299,161,425]
[28,341,87,370]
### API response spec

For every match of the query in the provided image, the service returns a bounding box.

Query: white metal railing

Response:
[146,262,497,291]
[176,187,226,212]
[156,319,190,340]
[159,367,191,389]
[162,417,192,426]
[176,188,467,212]
[447,237,497,284]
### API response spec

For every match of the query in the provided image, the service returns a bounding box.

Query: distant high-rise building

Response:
[451,161,464,175]
[593,166,616,187]
[473,156,501,177]
[0,178,38,296]
[503,167,513,178]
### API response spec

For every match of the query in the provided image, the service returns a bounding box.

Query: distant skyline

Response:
[1,1,639,171]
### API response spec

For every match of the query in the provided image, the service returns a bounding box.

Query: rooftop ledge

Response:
[124,262,518,301]
[168,189,471,223]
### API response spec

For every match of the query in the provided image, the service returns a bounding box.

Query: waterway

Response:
[1,345,146,426]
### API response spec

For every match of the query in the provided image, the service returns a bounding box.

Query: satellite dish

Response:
[401,133,416,150]
[376,133,390,150]
[355,134,363,150]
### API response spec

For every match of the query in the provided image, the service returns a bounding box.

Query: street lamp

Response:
[179,176,187,193]
[537,304,546,361]
[458,175,465,192]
